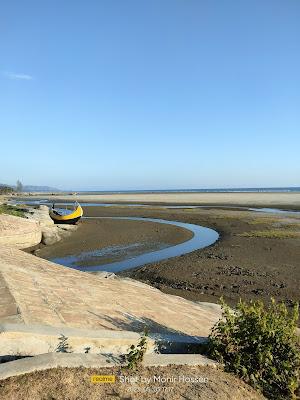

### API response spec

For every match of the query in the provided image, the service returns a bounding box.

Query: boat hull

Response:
[49,204,83,224]
[52,216,81,225]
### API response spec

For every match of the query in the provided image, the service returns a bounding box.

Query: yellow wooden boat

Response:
[49,202,83,224]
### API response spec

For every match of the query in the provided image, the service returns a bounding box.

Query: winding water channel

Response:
[51,216,219,273]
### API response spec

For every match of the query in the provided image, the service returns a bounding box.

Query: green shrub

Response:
[208,298,300,399]
[124,328,148,370]
[55,334,72,353]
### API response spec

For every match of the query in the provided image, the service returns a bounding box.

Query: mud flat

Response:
[37,204,300,308]
[36,217,193,265]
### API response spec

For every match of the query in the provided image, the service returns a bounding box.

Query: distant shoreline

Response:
[12,186,300,195]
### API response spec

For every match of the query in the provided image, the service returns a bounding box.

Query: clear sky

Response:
[1,1,299,190]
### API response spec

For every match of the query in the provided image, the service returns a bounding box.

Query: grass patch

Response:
[247,217,279,225]
[280,223,300,230]
[213,214,243,220]
[247,218,300,230]
[0,204,25,218]
[238,230,300,239]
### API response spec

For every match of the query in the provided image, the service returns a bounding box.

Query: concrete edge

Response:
[0,353,218,381]
[0,323,140,340]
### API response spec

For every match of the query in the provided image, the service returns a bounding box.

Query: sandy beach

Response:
[17,191,300,209]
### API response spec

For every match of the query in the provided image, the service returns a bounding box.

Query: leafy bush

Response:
[208,298,300,399]
[124,328,148,370]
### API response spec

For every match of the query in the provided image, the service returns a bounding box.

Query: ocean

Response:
[75,187,300,195]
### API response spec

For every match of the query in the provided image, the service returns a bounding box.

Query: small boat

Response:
[49,202,83,224]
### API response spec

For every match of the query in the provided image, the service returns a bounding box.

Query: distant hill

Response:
[0,183,60,192]
[0,183,12,187]
[22,185,61,192]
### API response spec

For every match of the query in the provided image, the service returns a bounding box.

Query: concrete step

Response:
[0,352,218,381]
[0,323,209,362]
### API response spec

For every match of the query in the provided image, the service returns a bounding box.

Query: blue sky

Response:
[1,1,299,190]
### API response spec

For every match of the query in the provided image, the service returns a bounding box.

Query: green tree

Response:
[16,180,23,192]
[0,185,13,194]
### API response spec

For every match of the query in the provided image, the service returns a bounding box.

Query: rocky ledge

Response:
[25,205,78,246]
[0,204,78,249]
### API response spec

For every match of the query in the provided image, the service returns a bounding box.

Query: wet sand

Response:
[37,204,300,309]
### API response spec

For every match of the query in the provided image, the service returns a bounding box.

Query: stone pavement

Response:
[0,246,221,339]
